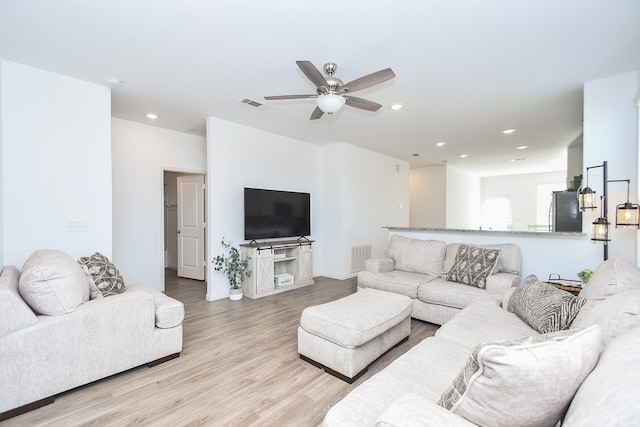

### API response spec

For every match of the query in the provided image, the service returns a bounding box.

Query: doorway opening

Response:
[163,171,206,286]
[481,196,512,230]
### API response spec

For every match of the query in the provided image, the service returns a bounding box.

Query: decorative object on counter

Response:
[577,268,594,284]
[212,238,251,301]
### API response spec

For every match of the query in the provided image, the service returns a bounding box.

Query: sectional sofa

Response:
[0,250,184,420]
[358,235,522,324]
[324,257,640,426]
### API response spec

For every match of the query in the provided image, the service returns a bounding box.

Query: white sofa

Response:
[0,250,184,420]
[324,257,640,426]
[358,235,522,325]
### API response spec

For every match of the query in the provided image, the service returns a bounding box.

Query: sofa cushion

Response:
[375,393,477,427]
[300,288,412,348]
[445,245,501,289]
[78,252,126,297]
[443,243,521,276]
[358,270,436,299]
[0,266,37,335]
[508,274,586,333]
[438,325,602,427]
[578,257,640,302]
[418,278,499,310]
[563,325,640,426]
[323,336,471,426]
[19,250,90,315]
[387,235,446,276]
[436,298,538,351]
[575,258,640,328]
[571,289,640,345]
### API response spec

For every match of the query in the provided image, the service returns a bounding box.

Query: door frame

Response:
[161,167,207,291]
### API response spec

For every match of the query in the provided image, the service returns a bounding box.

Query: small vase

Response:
[229,288,243,301]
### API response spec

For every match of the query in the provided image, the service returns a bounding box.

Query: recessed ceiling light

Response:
[502,128,517,134]
[106,78,123,88]
[146,113,158,120]
[510,158,526,162]
[390,103,403,110]
[516,145,529,150]
[459,154,469,158]
[436,141,446,147]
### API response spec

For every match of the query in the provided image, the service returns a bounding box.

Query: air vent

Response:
[240,98,269,109]
[350,244,372,273]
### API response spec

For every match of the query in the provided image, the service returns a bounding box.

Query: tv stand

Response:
[240,239,314,299]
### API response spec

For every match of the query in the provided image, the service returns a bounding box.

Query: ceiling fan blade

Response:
[310,106,324,120]
[296,61,329,88]
[264,94,317,100]
[342,68,396,93]
[344,96,382,112]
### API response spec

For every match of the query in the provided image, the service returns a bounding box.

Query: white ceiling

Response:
[1,1,639,176]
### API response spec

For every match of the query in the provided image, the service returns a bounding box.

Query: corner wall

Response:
[206,117,322,300]
[323,143,410,278]
[0,60,112,266]
[583,70,639,262]
[112,118,206,290]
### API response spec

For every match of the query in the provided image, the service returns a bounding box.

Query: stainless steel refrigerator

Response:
[550,191,582,232]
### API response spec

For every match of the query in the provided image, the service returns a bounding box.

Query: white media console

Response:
[240,239,314,299]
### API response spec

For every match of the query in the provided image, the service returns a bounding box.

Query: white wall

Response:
[0,60,112,266]
[206,117,323,300]
[112,118,206,290]
[329,143,410,277]
[567,135,583,189]
[410,165,446,228]
[583,70,639,263]
[206,118,410,300]
[482,171,567,231]
[446,165,481,229]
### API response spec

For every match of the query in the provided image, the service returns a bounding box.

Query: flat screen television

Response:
[244,187,311,241]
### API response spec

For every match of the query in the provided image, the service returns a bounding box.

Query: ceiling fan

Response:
[265,61,396,120]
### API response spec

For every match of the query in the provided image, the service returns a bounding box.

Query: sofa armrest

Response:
[127,283,184,329]
[501,286,517,308]
[375,393,477,427]
[365,258,395,273]
[486,272,521,295]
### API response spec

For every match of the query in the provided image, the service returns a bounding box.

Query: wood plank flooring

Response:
[5,270,439,426]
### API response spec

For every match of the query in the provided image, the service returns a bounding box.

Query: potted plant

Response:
[212,238,251,300]
[577,268,594,285]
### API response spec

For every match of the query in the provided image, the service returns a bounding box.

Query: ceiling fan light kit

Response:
[316,93,346,113]
[265,60,395,120]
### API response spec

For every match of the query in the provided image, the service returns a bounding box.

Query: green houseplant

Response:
[212,238,251,300]
[577,268,594,284]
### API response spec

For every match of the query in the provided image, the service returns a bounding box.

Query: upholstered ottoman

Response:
[298,288,412,383]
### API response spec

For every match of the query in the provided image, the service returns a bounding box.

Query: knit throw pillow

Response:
[446,245,501,289]
[508,274,586,333]
[78,252,126,297]
[438,325,602,427]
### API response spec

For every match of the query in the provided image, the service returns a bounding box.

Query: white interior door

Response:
[177,174,205,280]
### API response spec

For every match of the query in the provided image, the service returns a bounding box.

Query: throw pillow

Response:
[438,325,602,427]
[508,274,586,333]
[78,252,126,297]
[446,245,501,289]
[19,249,90,315]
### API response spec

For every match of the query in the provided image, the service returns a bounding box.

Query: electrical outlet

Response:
[66,221,89,232]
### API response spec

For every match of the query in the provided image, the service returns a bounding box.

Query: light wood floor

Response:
[6,271,439,427]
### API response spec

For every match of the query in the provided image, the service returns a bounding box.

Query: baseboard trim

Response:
[0,396,55,421]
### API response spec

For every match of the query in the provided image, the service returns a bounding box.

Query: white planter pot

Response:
[229,288,243,301]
